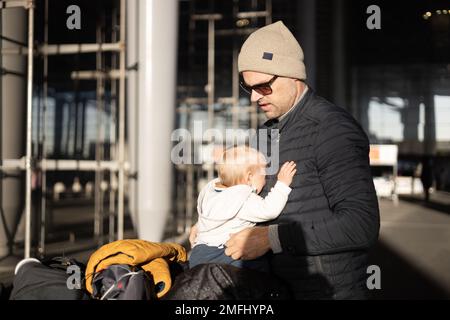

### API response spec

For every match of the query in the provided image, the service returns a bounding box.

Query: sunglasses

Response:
[239,75,278,96]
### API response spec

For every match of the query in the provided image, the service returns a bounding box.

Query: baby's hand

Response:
[277,161,297,186]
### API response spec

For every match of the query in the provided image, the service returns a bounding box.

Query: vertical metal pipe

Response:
[94,21,105,245]
[0,5,3,257]
[232,1,239,130]
[185,164,193,232]
[207,18,214,181]
[176,166,186,234]
[207,19,214,130]
[94,23,100,242]
[117,0,126,240]
[24,0,34,258]
[250,104,258,130]
[184,0,195,234]
[126,0,139,233]
[109,6,118,243]
[232,48,238,130]
[39,0,48,257]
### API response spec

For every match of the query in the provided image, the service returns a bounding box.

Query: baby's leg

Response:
[189,244,234,268]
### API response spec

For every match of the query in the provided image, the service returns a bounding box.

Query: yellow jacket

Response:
[85,239,187,298]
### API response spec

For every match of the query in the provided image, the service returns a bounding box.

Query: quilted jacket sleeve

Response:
[278,111,380,255]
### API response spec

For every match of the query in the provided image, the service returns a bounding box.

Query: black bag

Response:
[9,257,90,300]
[91,264,154,300]
[163,263,292,300]
[0,282,13,300]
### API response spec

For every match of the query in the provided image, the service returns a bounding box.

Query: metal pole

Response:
[1,42,122,56]
[38,0,48,257]
[24,0,34,258]
[125,0,139,234]
[232,1,239,130]
[1,159,127,171]
[232,49,238,130]
[109,6,118,243]
[207,18,215,181]
[94,21,105,245]
[117,0,126,240]
[70,70,124,80]
[0,0,28,9]
[0,4,3,257]
[185,164,193,232]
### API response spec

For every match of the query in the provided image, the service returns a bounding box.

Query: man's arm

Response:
[225,226,271,260]
[276,111,380,256]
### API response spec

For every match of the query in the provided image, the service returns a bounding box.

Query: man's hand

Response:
[189,223,198,248]
[224,226,271,260]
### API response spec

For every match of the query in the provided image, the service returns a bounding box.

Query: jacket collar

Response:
[262,87,314,133]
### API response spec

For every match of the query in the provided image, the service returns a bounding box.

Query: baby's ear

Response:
[245,170,252,183]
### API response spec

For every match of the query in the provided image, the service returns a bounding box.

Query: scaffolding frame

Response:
[175,0,272,235]
[0,0,128,258]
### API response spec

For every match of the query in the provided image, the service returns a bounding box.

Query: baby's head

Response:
[217,146,267,193]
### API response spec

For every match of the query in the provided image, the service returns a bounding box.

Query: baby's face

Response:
[250,163,267,194]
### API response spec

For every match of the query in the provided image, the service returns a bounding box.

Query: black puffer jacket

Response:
[259,88,380,299]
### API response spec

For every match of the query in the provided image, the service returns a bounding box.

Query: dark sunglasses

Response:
[239,75,278,96]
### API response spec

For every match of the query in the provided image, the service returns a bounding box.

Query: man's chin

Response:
[263,111,278,119]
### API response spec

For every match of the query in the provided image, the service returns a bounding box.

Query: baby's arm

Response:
[238,162,296,222]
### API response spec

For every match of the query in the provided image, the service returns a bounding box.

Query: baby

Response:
[189,145,296,272]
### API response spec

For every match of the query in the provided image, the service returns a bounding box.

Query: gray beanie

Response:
[238,21,306,80]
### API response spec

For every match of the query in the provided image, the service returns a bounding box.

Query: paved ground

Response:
[1,192,449,299]
[368,192,450,299]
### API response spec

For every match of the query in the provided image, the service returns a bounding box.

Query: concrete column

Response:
[136,0,178,241]
[1,8,27,256]
[423,84,436,156]
[403,82,420,143]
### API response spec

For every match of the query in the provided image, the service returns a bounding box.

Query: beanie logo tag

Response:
[262,52,273,60]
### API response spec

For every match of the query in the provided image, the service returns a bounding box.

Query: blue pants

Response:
[189,244,269,273]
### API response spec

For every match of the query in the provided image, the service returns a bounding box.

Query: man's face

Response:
[242,71,301,119]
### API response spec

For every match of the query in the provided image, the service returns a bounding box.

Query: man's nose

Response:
[250,90,263,102]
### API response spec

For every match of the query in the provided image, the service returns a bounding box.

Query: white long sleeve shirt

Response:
[194,178,291,248]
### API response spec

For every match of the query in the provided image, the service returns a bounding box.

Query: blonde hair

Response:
[217,146,267,187]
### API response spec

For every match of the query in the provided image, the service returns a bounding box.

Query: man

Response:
[220,21,380,299]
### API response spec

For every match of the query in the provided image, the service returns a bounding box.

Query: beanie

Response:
[238,21,306,80]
